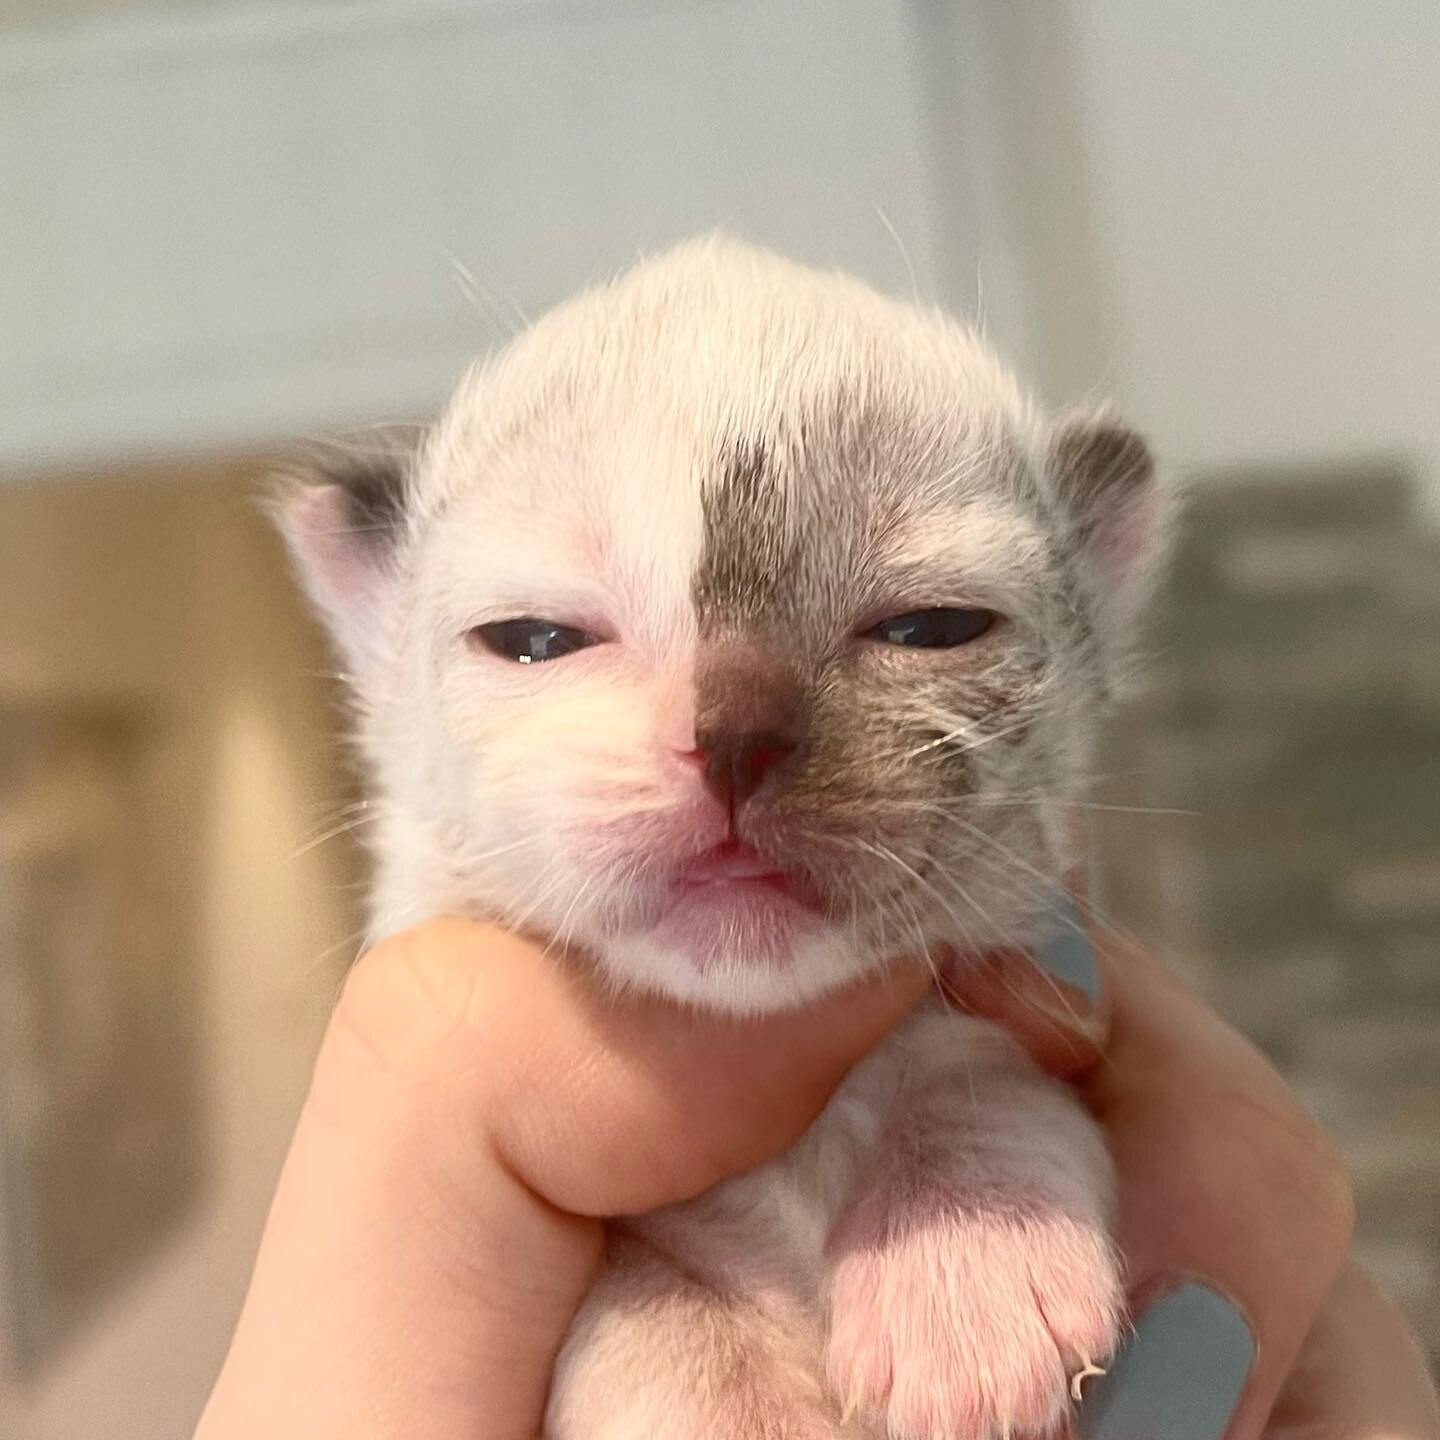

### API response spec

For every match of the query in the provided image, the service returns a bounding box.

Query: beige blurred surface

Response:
[0,466,363,1438]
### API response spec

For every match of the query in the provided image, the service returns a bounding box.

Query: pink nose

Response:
[691,730,798,806]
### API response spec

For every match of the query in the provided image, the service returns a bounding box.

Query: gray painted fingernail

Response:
[1035,891,1099,1001]
[1077,1282,1255,1440]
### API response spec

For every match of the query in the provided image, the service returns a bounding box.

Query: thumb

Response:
[197,917,933,1440]
[942,888,1110,1078]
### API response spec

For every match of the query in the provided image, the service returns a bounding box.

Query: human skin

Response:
[194,915,1439,1440]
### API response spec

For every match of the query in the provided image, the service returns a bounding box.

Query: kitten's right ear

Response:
[1047,413,1169,644]
[271,444,413,681]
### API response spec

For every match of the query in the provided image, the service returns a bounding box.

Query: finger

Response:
[1078,938,1355,1440]
[938,835,1105,1082]
[941,905,1109,1077]
[197,929,602,1440]
[399,918,936,1214]
[939,844,1109,1077]
[1266,1261,1440,1440]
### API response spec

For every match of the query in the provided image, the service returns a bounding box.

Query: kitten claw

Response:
[1069,1360,1106,1403]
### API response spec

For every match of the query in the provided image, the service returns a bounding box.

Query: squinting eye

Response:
[868,607,996,648]
[470,619,599,664]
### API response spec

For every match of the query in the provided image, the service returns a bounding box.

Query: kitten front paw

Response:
[824,1203,1124,1440]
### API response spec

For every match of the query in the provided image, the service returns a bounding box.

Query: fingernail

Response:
[1077,1282,1255,1440]
[1035,890,1100,1002]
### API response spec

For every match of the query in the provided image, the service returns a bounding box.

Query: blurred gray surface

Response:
[1102,462,1440,1366]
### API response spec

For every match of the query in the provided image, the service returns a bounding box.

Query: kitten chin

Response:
[597,917,879,1016]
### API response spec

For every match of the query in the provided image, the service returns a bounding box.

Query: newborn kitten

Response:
[279,237,1166,1440]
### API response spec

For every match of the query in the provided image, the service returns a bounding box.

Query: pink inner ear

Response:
[1052,416,1162,590]
[1097,480,1161,580]
[281,484,394,672]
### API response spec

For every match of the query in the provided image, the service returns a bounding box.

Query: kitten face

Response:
[282,238,1163,1013]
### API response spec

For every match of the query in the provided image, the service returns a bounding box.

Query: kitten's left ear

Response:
[270,440,414,683]
[1048,413,1170,662]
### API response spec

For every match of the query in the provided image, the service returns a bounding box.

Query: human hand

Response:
[951,899,1440,1440]
[195,907,1440,1440]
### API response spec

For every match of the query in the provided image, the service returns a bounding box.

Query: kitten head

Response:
[279,237,1167,1014]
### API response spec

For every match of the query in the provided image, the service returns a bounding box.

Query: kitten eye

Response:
[867,608,996,648]
[470,619,599,664]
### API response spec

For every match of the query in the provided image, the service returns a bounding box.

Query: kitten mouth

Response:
[670,839,826,912]
[676,839,785,885]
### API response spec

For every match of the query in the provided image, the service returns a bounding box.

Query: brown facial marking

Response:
[693,436,798,631]
[688,418,1050,825]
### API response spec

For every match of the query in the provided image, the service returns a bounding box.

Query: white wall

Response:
[1059,0,1440,519]
[5,1,1437,516]
[0,0,947,476]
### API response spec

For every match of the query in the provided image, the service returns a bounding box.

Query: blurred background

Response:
[0,2,1436,1434]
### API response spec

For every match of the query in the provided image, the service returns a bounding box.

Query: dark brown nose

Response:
[695,729,799,805]
[692,643,805,806]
